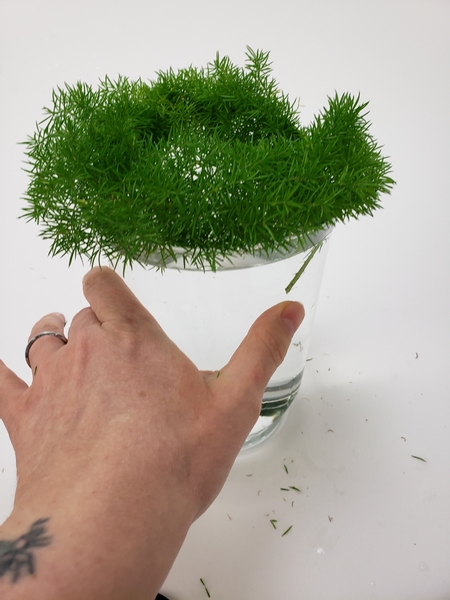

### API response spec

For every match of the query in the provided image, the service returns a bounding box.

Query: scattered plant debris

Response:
[200,578,211,598]
[411,455,426,462]
[282,525,293,537]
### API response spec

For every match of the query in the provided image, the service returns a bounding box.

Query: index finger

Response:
[82,266,160,331]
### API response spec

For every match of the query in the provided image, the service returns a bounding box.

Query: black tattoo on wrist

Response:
[0,518,52,583]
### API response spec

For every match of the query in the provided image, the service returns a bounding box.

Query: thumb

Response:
[0,360,28,427]
[217,302,305,410]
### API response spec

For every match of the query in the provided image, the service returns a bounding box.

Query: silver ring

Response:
[25,331,68,368]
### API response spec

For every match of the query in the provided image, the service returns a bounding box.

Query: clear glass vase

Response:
[120,230,331,448]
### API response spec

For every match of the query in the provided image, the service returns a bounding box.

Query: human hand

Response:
[0,266,304,599]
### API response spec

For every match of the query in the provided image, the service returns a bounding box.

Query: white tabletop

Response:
[1,1,449,598]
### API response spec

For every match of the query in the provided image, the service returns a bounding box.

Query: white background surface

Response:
[1,1,449,598]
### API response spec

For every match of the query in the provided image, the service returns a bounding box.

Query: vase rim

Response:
[139,227,332,271]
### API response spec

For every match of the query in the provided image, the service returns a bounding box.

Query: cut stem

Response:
[285,241,324,294]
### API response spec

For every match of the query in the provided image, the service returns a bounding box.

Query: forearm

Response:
[0,483,193,599]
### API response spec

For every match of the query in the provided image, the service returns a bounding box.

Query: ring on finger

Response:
[25,331,68,368]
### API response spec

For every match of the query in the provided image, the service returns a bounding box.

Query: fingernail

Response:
[281,302,305,335]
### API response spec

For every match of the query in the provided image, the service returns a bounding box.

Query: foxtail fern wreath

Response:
[22,48,395,275]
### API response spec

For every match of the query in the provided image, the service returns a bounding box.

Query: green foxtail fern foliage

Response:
[22,48,395,270]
